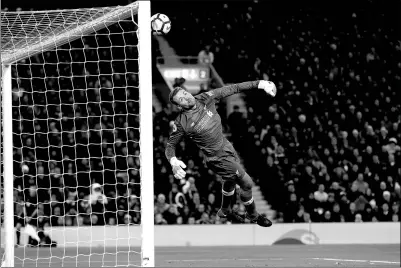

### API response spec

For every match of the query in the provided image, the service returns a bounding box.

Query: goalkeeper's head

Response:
[169,87,196,110]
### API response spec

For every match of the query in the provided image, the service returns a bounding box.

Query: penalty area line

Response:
[310,258,400,265]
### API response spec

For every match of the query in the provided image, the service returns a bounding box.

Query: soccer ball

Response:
[151,13,171,35]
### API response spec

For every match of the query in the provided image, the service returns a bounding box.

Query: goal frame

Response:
[0,1,155,267]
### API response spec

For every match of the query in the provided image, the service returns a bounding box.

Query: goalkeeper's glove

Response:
[258,80,277,97]
[170,157,187,180]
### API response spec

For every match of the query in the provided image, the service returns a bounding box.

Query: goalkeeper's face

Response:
[175,89,196,110]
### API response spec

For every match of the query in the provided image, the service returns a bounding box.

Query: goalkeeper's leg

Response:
[217,180,244,223]
[206,141,270,226]
[220,180,236,211]
[237,173,272,227]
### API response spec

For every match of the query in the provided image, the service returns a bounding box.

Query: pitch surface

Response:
[4,244,400,267]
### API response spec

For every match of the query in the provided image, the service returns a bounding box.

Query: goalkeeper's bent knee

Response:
[238,173,254,203]
[237,173,254,192]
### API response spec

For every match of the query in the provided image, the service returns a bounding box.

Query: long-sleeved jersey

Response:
[165,81,260,162]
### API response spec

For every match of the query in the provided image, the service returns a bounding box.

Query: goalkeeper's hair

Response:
[169,87,184,106]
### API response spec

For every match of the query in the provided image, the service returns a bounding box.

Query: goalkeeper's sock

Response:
[243,197,258,218]
[220,189,235,213]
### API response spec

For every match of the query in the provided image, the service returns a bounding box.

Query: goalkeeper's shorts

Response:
[205,140,245,181]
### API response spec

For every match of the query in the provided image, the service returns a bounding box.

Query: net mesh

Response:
[1,3,146,266]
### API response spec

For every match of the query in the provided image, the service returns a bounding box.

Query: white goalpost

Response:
[1,1,154,267]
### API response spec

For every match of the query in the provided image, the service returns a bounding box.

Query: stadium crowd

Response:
[155,0,401,223]
[1,0,400,237]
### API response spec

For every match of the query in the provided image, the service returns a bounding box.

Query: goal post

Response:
[2,65,14,267]
[138,1,155,267]
[1,1,154,267]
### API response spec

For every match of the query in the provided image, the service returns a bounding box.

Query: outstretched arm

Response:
[207,80,276,101]
[165,121,185,162]
[165,121,187,180]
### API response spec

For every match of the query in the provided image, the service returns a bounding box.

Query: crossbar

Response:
[0,2,138,65]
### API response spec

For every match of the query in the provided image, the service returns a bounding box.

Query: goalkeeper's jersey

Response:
[175,92,224,157]
[165,81,259,161]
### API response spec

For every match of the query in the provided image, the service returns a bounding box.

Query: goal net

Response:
[1,1,154,267]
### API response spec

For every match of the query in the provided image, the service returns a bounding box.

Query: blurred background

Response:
[0,0,400,239]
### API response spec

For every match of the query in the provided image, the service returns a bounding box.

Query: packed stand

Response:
[2,0,400,231]
[154,0,401,222]
[2,5,226,232]
[233,2,401,223]
[6,20,148,232]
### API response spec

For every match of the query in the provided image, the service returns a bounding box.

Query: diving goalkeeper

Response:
[165,80,276,227]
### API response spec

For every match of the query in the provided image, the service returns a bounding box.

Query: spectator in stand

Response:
[154,194,170,215]
[283,193,300,223]
[331,203,343,222]
[197,212,212,224]
[182,177,199,203]
[377,203,392,222]
[355,214,363,223]
[163,205,179,224]
[314,184,328,203]
[227,105,247,153]
[293,206,306,223]
[198,45,214,65]
[187,217,196,225]
[155,213,168,225]
[205,193,218,215]
[345,202,358,222]
[88,183,107,225]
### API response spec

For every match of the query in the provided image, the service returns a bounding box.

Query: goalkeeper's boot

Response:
[246,213,272,227]
[217,209,245,223]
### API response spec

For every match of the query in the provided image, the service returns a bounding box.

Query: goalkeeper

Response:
[165,80,276,227]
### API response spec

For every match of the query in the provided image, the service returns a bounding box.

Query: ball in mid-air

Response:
[151,13,171,35]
